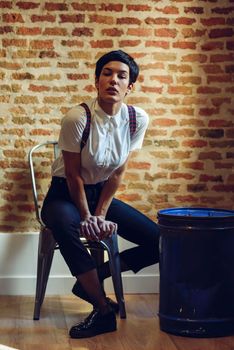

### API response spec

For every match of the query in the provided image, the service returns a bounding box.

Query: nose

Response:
[110,73,118,85]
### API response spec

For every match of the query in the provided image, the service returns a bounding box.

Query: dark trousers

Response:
[41,177,160,277]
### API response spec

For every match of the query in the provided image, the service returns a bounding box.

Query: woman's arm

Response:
[62,150,90,220]
[62,150,101,240]
[95,155,130,218]
[92,157,130,240]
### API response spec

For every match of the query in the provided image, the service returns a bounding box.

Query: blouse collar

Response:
[94,98,122,126]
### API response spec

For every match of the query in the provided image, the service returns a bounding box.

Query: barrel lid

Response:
[157,207,234,218]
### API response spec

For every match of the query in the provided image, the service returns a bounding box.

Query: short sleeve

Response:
[130,106,149,151]
[58,106,87,153]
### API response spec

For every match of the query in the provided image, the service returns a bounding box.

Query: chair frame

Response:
[28,141,126,320]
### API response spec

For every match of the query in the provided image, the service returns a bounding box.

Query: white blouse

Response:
[52,98,149,184]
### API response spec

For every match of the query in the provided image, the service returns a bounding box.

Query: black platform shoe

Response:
[69,308,117,338]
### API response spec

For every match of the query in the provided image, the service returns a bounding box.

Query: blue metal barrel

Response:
[157,207,234,337]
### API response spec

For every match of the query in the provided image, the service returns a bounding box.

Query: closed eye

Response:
[102,68,128,80]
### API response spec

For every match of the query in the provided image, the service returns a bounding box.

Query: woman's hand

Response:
[79,216,101,241]
[97,216,118,240]
[79,215,117,241]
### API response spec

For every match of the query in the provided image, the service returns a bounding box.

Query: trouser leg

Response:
[105,198,160,274]
[41,199,96,276]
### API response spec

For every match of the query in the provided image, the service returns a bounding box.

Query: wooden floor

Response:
[0,294,234,350]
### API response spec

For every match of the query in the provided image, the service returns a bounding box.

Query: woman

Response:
[41,50,160,339]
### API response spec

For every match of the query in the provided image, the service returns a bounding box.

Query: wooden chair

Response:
[28,141,126,320]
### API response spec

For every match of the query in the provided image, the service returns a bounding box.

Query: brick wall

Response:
[0,0,234,232]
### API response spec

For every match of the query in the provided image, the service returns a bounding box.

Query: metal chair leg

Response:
[33,228,56,320]
[101,235,126,319]
[33,251,54,320]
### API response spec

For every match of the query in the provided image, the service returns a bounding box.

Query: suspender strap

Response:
[80,103,136,151]
[80,103,91,151]
[127,105,136,139]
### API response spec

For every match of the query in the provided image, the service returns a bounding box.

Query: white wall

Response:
[0,233,159,295]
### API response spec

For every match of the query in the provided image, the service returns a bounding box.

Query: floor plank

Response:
[0,295,234,350]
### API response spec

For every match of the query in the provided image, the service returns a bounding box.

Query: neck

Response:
[97,97,122,116]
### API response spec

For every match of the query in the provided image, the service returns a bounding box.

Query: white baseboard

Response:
[0,233,159,295]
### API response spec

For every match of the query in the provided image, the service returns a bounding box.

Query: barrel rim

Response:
[157,207,234,220]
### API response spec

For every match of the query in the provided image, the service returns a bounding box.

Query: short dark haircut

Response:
[95,50,139,85]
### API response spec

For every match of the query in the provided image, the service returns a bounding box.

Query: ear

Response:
[125,83,133,96]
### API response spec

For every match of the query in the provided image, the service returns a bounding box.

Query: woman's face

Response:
[95,61,133,107]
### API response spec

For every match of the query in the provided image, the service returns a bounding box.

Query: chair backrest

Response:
[28,141,59,225]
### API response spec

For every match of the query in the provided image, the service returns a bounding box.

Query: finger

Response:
[99,225,110,240]
[80,222,94,240]
[109,225,115,236]
[114,223,118,234]
[87,224,100,241]
[80,221,88,236]
[80,219,100,240]
[107,221,115,232]
[91,221,101,234]
[100,222,108,233]
[101,224,114,239]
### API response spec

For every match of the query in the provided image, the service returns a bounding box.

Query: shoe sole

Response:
[70,325,117,339]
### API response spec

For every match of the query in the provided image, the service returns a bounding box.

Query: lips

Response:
[106,87,118,93]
